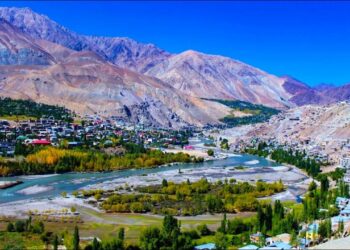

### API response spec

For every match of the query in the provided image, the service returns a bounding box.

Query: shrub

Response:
[197,224,211,236]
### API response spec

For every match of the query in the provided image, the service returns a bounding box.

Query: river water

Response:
[0,154,278,204]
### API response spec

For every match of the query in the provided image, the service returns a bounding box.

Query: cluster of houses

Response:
[0,115,193,156]
[340,157,350,184]
[195,195,350,250]
[235,137,329,165]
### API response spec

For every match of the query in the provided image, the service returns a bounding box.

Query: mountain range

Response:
[0,7,348,127]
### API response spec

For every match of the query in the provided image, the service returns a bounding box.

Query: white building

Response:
[340,157,350,169]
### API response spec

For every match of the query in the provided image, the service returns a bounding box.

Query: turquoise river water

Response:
[0,154,278,204]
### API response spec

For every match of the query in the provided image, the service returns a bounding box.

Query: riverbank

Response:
[0,194,255,231]
[0,180,23,189]
[0,164,308,218]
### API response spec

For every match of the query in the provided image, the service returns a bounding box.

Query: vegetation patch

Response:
[0,97,74,122]
[78,178,285,216]
[203,98,280,127]
[0,146,202,176]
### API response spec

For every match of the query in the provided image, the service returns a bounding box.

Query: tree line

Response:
[0,146,202,176]
[0,97,74,122]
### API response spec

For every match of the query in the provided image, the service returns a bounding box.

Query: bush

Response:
[7,222,15,232]
[31,221,45,234]
[207,149,214,156]
[184,229,200,239]
[14,220,26,232]
[197,224,211,236]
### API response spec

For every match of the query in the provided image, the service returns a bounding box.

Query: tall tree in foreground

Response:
[73,226,80,250]
[53,234,58,250]
[140,227,161,250]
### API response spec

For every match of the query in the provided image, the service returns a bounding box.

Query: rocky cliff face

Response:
[0,18,55,65]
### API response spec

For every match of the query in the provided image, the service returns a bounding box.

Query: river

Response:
[0,153,278,204]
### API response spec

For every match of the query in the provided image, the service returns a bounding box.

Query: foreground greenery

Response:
[203,99,280,127]
[0,97,74,122]
[76,178,285,216]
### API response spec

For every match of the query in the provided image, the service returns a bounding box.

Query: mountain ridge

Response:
[0,6,349,128]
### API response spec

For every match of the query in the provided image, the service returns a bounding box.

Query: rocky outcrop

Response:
[0,18,55,65]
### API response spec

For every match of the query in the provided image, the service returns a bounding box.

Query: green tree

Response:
[53,234,59,250]
[26,216,32,231]
[6,222,14,232]
[139,227,161,250]
[197,224,211,236]
[162,179,168,187]
[207,149,214,156]
[161,215,180,246]
[73,226,80,250]
[31,221,45,234]
[91,237,101,250]
[338,220,344,235]
[14,220,26,232]
[218,213,227,234]
[118,227,125,241]
[214,232,228,250]
[318,221,327,240]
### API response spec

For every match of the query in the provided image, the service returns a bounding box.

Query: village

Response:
[0,115,195,158]
[1,105,350,249]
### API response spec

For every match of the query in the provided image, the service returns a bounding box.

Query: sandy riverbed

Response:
[16,185,54,195]
[0,196,99,218]
[80,164,310,203]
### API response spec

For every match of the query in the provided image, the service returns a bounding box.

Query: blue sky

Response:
[1,1,350,86]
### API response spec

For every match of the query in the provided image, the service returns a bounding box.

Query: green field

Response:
[0,115,37,121]
[0,209,255,248]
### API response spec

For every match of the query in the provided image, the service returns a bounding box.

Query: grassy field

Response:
[0,208,255,248]
[0,115,36,121]
[0,232,45,249]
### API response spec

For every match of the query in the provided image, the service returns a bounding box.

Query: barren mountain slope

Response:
[146,50,293,108]
[249,102,350,162]
[0,50,231,128]
[0,7,298,109]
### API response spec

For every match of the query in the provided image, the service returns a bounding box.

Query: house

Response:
[331,215,350,228]
[271,242,292,249]
[250,232,264,244]
[183,145,194,150]
[265,233,291,246]
[238,244,259,250]
[335,197,349,208]
[260,241,292,249]
[68,141,83,149]
[340,157,350,169]
[306,223,319,242]
[298,238,311,249]
[340,208,350,217]
[31,139,51,146]
[194,243,216,250]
